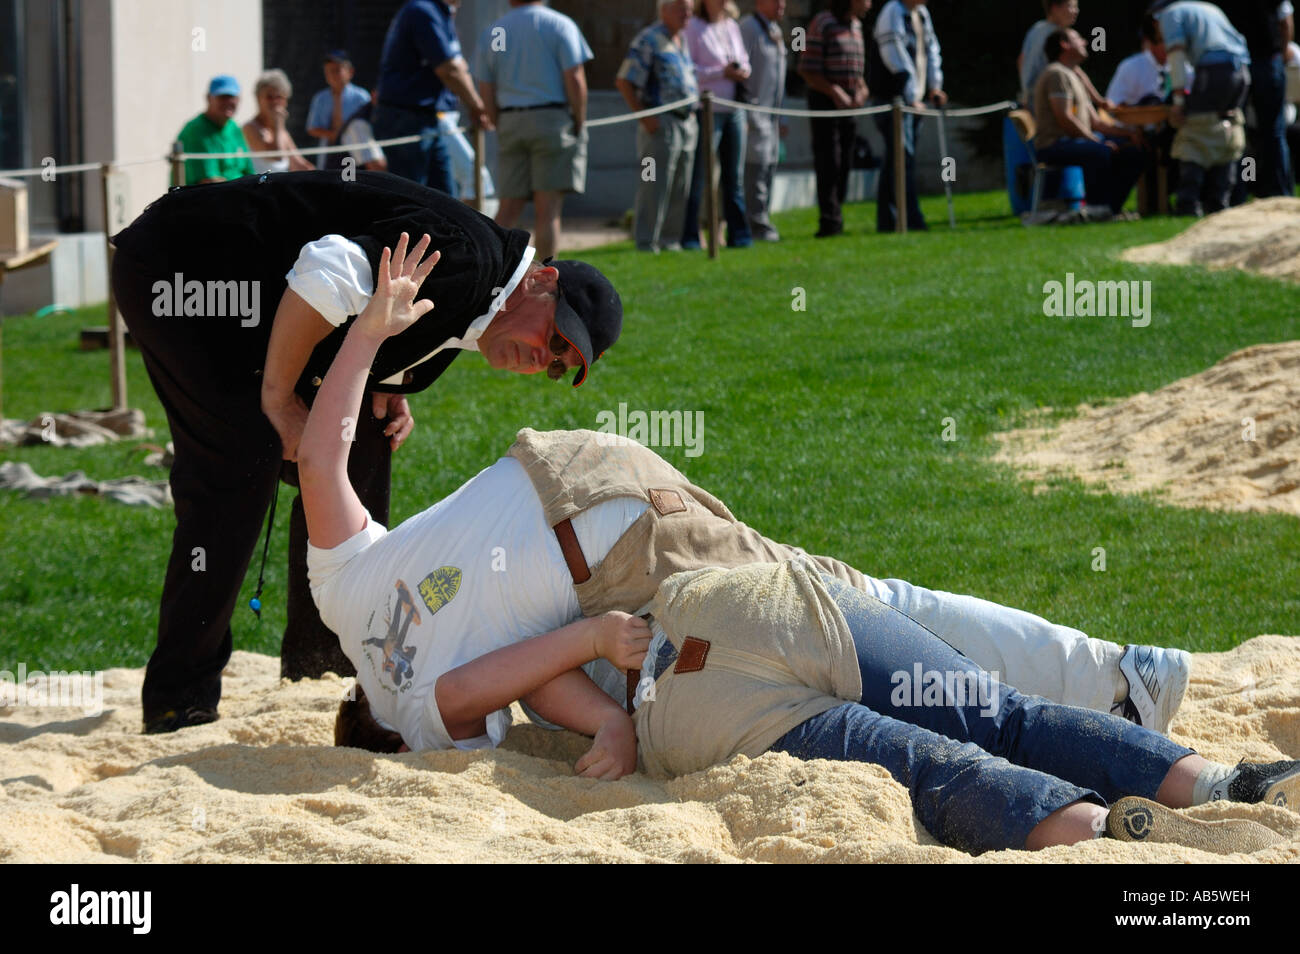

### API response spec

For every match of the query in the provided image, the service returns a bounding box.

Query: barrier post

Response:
[701,91,719,260]
[472,126,486,213]
[101,164,129,410]
[170,141,185,187]
[892,98,907,234]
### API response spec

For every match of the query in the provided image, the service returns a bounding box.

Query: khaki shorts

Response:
[496,108,588,197]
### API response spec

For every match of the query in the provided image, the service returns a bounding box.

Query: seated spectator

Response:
[1148,2,1251,216]
[615,0,700,253]
[1020,1,1113,114]
[1033,28,1146,217]
[1106,16,1173,105]
[306,51,372,170]
[242,69,314,174]
[176,75,255,185]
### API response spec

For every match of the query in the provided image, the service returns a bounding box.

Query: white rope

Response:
[711,95,891,118]
[900,100,1017,117]
[585,95,701,127]
[0,97,1018,178]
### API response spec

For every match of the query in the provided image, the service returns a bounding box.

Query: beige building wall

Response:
[97,0,264,230]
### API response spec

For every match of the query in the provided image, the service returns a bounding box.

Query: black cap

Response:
[548,259,622,387]
[324,49,352,64]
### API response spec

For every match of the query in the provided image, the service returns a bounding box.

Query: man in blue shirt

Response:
[1149,1,1252,215]
[372,0,493,195]
[615,0,700,253]
[477,1,594,261]
[306,51,372,171]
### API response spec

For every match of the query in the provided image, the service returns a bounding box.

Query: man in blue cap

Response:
[175,75,256,184]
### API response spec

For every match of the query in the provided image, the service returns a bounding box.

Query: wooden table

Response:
[1109,105,1173,216]
[0,239,59,419]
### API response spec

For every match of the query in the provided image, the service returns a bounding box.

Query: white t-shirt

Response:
[307,455,648,750]
[1106,50,1168,106]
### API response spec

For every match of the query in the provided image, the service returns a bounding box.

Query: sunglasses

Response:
[547,331,578,381]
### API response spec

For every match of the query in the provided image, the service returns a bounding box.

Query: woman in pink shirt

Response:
[682,0,754,248]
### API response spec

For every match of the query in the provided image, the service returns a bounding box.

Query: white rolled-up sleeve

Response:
[285,234,374,327]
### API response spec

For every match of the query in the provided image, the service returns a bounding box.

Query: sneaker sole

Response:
[1106,797,1283,854]
[1261,765,1300,809]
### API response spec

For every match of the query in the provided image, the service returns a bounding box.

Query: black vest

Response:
[113,170,531,394]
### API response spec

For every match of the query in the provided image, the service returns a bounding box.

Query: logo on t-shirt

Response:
[418,566,462,615]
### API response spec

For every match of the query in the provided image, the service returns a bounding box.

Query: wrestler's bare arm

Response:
[298,233,440,548]
[523,670,638,780]
[435,612,648,741]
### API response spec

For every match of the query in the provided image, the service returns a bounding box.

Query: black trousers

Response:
[809,100,856,233]
[111,247,386,723]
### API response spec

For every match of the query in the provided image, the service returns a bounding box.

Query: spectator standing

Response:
[372,0,492,195]
[1149,2,1252,215]
[1216,0,1295,196]
[477,1,593,261]
[797,0,870,238]
[615,0,700,253]
[305,51,371,170]
[682,0,753,248]
[1033,28,1147,216]
[243,69,315,174]
[869,0,946,232]
[176,75,255,185]
[741,0,789,241]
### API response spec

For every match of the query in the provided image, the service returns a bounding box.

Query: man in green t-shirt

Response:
[176,75,256,185]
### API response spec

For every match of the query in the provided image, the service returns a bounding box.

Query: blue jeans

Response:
[761,575,1193,854]
[1250,54,1293,198]
[371,104,456,197]
[682,109,751,247]
[1037,136,1146,214]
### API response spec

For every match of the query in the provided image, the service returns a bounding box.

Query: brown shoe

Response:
[1106,797,1283,854]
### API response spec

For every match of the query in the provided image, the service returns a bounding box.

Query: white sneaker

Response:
[1116,645,1191,735]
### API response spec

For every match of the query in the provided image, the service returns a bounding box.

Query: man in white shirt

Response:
[1107,18,1173,105]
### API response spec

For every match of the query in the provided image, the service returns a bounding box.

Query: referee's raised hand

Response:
[354,232,442,342]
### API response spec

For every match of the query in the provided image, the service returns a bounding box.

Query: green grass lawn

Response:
[1,189,1296,672]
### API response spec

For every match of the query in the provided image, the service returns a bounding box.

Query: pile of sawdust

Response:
[1121,197,1300,281]
[2,640,1297,863]
[994,342,1300,515]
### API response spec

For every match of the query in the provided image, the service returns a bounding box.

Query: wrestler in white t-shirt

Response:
[308,456,645,750]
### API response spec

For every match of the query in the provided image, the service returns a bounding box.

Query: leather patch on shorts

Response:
[648,488,686,516]
[674,636,711,674]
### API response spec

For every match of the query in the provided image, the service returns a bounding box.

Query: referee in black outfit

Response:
[110,169,622,734]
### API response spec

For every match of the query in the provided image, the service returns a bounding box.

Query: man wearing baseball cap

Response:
[175,74,256,184]
[109,168,622,733]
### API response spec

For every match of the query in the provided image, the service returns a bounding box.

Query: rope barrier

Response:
[711,95,891,118]
[584,95,700,127]
[0,95,1018,178]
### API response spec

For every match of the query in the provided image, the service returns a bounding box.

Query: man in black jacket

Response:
[110,170,622,733]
